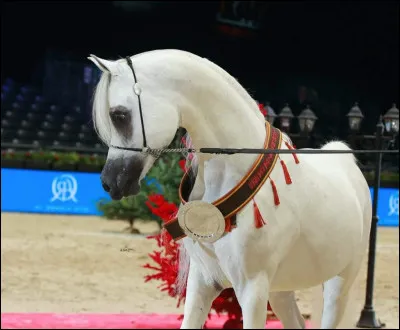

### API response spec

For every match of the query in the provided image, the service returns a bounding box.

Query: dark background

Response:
[1,1,399,135]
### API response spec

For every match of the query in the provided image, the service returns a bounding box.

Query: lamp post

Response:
[265,102,278,125]
[278,103,294,133]
[383,103,399,171]
[356,116,386,329]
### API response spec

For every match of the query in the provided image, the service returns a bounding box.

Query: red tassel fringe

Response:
[285,142,300,164]
[225,217,232,232]
[270,179,280,206]
[280,159,292,185]
[253,200,266,228]
[161,229,174,256]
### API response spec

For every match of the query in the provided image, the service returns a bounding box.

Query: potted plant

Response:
[97,188,154,234]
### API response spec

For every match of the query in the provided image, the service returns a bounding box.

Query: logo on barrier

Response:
[50,174,78,202]
[388,191,399,216]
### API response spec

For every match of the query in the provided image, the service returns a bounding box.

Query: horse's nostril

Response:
[102,182,111,192]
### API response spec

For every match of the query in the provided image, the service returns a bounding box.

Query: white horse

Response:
[89,49,372,329]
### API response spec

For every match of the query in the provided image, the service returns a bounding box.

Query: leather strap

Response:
[164,122,282,241]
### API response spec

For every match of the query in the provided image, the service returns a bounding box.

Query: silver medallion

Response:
[177,201,226,243]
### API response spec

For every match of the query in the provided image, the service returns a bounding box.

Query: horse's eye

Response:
[110,108,130,123]
[115,113,126,120]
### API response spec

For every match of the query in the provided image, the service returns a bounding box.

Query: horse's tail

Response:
[321,140,357,164]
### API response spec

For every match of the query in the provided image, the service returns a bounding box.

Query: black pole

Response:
[356,117,385,328]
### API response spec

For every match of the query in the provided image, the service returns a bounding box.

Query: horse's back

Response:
[303,140,371,232]
[314,141,371,216]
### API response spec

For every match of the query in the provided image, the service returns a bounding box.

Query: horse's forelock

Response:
[92,72,112,146]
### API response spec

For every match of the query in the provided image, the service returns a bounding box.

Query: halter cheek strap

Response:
[125,56,148,150]
[109,57,160,159]
[109,57,173,159]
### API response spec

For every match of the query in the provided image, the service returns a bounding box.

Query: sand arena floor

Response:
[1,213,399,328]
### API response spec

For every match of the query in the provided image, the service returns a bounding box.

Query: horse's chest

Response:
[195,230,272,288]
[202,158,244,203]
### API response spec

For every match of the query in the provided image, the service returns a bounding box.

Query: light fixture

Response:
[383,103,399,134]
[298,105,318,133]
[278,103,294,132]
[346,102,364,132]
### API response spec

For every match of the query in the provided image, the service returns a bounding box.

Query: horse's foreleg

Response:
[269,291,306,329]
[235,273,270,329]
[180,263,222,329]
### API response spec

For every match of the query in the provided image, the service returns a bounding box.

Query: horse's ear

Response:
[87,54,116,73]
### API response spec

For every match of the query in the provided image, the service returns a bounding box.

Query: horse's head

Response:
[88,54,180,200]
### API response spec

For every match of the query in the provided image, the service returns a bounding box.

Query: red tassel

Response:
[270,179,280,206]
[225,217,232,232]
[253,200,266,228]
[285,142,300,164]
[280,159,292,185]
[161,229,174,256]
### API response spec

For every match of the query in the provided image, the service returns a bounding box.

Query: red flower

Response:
[178,159,186,172]
[148,193,166,207]
[157,202,178,221]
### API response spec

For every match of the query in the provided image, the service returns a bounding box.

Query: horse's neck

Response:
[179,58,266,182]
[137,50,268,185]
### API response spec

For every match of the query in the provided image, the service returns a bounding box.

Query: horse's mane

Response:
[92,72,112,145]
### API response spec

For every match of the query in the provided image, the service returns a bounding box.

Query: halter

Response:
[125,56,147,150]
[110,57,163,158]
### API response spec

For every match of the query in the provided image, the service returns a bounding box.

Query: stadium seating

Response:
[1,78,104,151]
